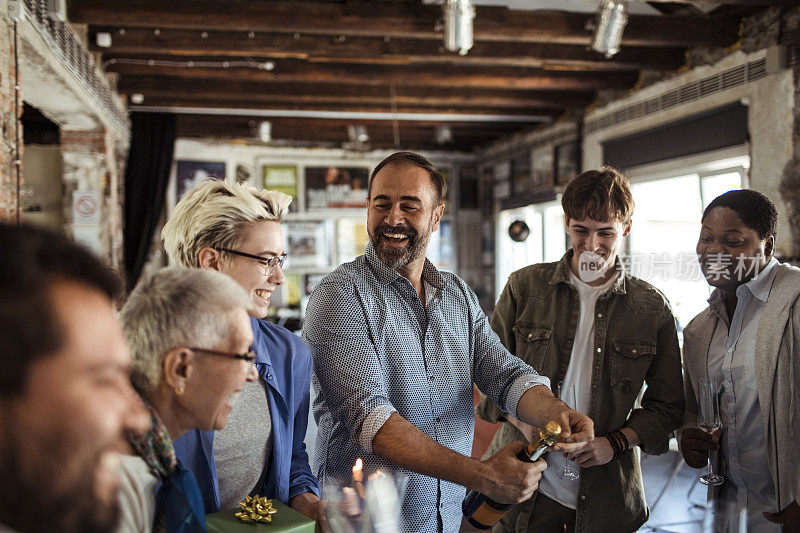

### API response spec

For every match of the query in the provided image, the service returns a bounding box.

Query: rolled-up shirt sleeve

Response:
[303,278,396,453]
[460,278,550,415]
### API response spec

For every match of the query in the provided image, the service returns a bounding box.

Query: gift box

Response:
[206,500,315,533]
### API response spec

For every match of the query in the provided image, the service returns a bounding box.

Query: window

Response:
[495,200,566,297]
[627,152,747,333]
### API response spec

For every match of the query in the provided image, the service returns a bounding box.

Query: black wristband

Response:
[617,430,629,454]
[605,434,622,457]
[605,431,628,461]
[611,430,628,460]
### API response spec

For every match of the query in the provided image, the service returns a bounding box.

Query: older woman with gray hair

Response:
[116,267,258,533]
[161,178,323,525]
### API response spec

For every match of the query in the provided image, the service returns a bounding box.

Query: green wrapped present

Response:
[206,500,315,533]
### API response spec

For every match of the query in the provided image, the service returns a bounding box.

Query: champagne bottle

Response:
[462,421,562,530]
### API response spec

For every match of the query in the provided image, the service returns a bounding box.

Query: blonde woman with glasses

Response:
[161,178,324,528]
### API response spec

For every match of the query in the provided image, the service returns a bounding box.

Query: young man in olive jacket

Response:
[477,167,685,533]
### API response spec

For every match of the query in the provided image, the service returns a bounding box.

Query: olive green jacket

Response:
[476,251,685,533]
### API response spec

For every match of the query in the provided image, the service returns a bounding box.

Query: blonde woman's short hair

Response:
[162,177,292,268]
[120,267,252,394]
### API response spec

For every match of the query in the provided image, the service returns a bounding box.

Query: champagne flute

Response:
[557,382,580,481]
[698,377,724,486]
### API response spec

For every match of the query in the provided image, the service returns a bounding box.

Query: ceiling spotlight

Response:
[435,125,453,145]
[95,32,112,48]
[348,125,369,144]
[443,0,475,56]
[590,0,628,58]
[130,93,144,104]
[258,121,271,143]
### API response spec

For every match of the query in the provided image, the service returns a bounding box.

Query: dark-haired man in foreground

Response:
[477,167,684,532]
[0,223,148,533]
[304,152,594,533]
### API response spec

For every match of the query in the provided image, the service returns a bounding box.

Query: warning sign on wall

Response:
[73,190,101,226]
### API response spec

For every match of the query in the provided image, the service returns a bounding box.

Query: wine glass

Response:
[557,382,580,481]
[697,377,724,486]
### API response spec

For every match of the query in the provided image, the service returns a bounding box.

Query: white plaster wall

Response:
[584,48,795,255]
[748,70,794,255]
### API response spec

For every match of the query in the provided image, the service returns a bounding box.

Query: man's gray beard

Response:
[372,230,430,270]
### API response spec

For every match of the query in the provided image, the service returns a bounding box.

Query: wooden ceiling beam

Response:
[175,114,535,131]
[174,115,523,151]
[106,58,638,91]
[642,0,782,5]
[91,27,686,71]
[133,97,562,118]
[117,77,593,110]
[69,1,739,48]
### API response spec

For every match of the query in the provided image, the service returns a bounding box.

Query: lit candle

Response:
[352,458,366,499]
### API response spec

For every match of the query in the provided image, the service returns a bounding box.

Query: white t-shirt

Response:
[538,269,617,510]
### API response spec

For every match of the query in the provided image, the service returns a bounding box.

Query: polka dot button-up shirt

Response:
[304,243,548,533]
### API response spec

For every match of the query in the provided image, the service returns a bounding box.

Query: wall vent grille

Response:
[586,58,768,135]
[785,30,800,68]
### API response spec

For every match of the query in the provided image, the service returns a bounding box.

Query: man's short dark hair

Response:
[368,152,447,205]
[562,166,634,224]
[702,189,778,240]
[0,223,122,397]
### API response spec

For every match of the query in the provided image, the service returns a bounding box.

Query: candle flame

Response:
[352,458,363,482]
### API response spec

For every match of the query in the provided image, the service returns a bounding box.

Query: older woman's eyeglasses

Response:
[214,247,288,276]
[188,347,257,363]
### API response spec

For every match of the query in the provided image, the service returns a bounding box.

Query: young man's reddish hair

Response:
[562,166,634,224]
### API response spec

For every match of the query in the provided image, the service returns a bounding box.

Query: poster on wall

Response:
[492,160,511,200]
[263,165,299,212]
[459,166,479,209]
[440,167,451,203]
[481,167,494,216]
[428,219,455,271]
[305,166,369,209]
[283,220,329,268]
[511,153,531,195]
[555,141,579,184]
[176,160,226,200]
[336,217,369,265]
[481,219,494,267]
[304,273,327,296]
[531,146,554,189]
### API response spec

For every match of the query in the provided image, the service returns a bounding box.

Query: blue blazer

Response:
[173,318,321,512]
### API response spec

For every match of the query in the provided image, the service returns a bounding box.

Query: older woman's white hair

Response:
[162,178,292,268]
[120,266,253,394]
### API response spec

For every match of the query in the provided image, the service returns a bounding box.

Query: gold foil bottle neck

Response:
[540,421,562,445]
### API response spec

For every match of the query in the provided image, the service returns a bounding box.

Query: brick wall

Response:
[0,18,22,222]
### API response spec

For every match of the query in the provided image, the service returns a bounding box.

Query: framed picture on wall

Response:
[336,217,369,265]
[304,273,327,296]
[428,219,455,271]
[511,153,531,195]
[305,166,369,209]
[440,167,451,203]
[531,145,554,189]
[555,141,579,184]
[459,166,479,209]
[283,220,329,268]
[263,165,299,212]
[480,167,493,216]
[492,160,511,200]
[176,160,226,200]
